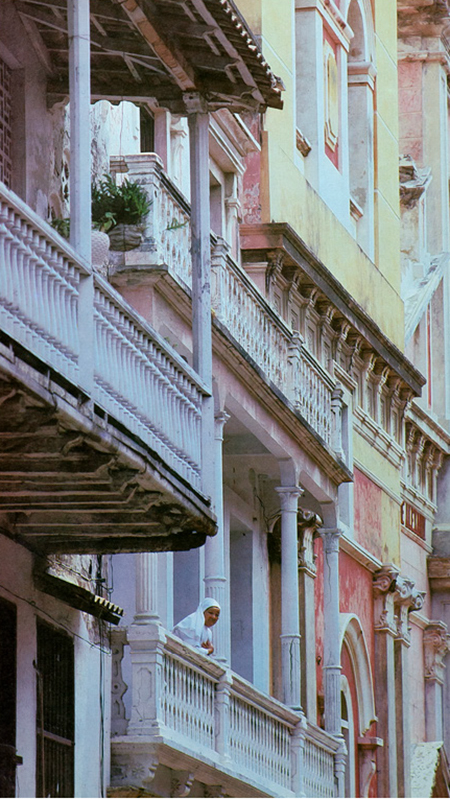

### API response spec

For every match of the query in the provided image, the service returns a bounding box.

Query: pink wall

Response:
[354,467,383,561]
[398,60,424,164]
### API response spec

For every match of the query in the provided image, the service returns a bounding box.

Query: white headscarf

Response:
[172,597,221,648]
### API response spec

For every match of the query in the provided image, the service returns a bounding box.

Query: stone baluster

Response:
[276,485,303,710]
[204,411,230,663]
[373,564,399,798]
[335,737,348,798]
[319,528,343,734]
[214,669,232,762]
[290,714,307,797]
[394,578,424,798]
[298,510,319,720]
[424,621,450,741]
[331,384,345,460]
[211,237,230,319]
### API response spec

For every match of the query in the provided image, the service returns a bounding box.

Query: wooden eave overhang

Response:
[240,222,426,398]
[16,0,283,113]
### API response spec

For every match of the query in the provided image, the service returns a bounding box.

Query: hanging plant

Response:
[92,173,152,251]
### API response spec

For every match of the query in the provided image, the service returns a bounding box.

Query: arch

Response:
[339,613,376,736]
[345,0,375,65]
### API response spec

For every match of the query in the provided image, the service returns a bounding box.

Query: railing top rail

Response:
[165,631,225,680]
[224,252,293,339]
[94,273,211,396]
[230,673,301,727]
[0,181,91,276]
[305,721,341,753]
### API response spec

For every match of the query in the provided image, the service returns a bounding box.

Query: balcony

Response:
[108,154,341,460]
[0,181,215,553]
[110,626,340,798]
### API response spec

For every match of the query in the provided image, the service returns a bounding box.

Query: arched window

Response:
[346,0,376,257]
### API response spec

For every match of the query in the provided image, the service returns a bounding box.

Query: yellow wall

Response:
[238,0,404,350]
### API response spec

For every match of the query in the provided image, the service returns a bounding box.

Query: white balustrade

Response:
[110,157,336,450]
[0,181,205,493]
[111,628,339,797]
[303,724,337,798]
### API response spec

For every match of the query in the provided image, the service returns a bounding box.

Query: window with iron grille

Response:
[0,57,12,188]
[0,597,17,798]
[36,621,74,799]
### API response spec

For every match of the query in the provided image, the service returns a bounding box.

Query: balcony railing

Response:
[0,182,205,493]
[110,154,336,451]
[110,627,340,798]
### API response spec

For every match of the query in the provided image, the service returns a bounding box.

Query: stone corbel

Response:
[171,771,195,798]
[266,249,284,297]
[373,565,400,634]
[297,509,321,576]
[358,737,383,799]
[394,577,425,646]
[424,621,450,683]
[204,786,227,798]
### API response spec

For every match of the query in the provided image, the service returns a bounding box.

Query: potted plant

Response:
[91,173,151,252]
[50,216,110,271]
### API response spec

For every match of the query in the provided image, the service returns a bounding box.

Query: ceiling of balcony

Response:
[15,0,283,113]
[0,357,216,555]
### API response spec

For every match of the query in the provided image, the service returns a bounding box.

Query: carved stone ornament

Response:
[373,565,399,598]
[297,509,321,575]
[424,621,450,683]
[171,771,195,798]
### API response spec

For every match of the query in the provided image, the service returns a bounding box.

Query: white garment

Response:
[172,597,220,649]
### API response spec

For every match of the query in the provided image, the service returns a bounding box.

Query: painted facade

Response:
[2,0,450,797]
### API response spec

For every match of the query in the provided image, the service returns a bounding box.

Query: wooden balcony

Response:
[110,626,340,798]
[0,182,215,553]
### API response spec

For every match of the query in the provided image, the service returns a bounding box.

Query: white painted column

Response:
[68,0,94,394]
[204,411,230,664]
[134,552,160,623]
[128,553,165,736]
[319,528,342,735]
[185,93,215,505]
[67,0,91,261]
[276,486,303,710]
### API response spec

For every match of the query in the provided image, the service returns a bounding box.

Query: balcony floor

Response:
[0,343,215,554]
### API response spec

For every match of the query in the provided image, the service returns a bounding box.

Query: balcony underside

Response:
[16,0,283,113]
[0,346,216,554]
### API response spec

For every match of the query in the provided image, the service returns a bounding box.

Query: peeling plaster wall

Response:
[0,535,108,799]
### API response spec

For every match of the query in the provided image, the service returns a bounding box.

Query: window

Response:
[0,597,17,799]
[36,621,74,799]
[139,106,155,153]
[0,56,12,188]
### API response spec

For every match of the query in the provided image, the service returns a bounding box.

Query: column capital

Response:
[275,485,303,512]
[424,621,450,684]
[183,91,209,115]
[214,410,230,440]
[319,527,343,553]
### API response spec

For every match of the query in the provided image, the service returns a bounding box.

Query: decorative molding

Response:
[171,771,195,798]
[298,509,321,575]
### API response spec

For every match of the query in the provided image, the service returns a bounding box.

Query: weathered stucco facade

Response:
[2,0,450,797]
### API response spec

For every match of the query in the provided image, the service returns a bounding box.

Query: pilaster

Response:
[423,621,450,741]
[319,528,342,735]
[373,564,399,798]
[393,578,425,798]
[298,510,319,720]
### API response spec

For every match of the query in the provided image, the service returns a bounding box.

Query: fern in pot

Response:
[92,173,151,252]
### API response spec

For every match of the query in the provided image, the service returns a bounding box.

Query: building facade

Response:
[2,0,450,797]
